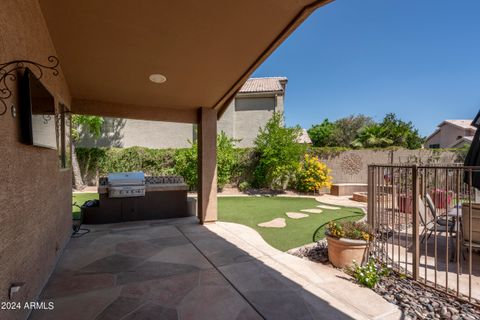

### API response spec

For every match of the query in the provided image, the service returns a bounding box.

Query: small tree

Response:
[330,114,374,147]
[71,115,104,189]
[379,113,423,149]
[253,112,305,189]
[307,119,336,147]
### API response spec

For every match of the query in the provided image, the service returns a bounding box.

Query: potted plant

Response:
[326,221,374,268]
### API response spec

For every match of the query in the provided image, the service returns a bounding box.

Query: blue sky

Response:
[252,0,480,136]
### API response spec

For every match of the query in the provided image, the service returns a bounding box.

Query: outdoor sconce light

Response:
[0,56,59,118]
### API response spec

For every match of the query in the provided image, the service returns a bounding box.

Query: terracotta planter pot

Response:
[327,236,369,268]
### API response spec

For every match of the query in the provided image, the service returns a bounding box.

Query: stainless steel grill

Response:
[107,172,145,198]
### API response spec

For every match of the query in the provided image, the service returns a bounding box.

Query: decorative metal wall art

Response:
[0,56,59,117]
[340,153,363,176]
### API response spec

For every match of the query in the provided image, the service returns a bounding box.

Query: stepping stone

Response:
[317,204,341,210]
[300,209,323,214]
[257,218,286,228]
[285,212,309,219]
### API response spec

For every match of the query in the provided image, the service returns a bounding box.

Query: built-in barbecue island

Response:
[83,172,195,224]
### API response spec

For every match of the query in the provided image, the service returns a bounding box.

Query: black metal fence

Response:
[368,164,480,304]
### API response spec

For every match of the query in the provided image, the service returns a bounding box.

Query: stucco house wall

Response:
[217,100,235,138]
[425,120,476,148]
[234,94,284,147]
[0,2,73,319]
[428,125,465,148]
[425,130,441,148]
[78,118,194,148]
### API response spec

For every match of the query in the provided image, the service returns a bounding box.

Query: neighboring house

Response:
[449,136,474,149]
[77,77,287,148]
[425,120,476,148]
[297,128,312,144]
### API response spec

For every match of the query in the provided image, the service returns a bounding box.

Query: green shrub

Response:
[76,147,177,178]
[349,258,390,289]
[174,132,238,190]
[253,112,305,189]
[216,132,238,190]
[75,147,108,178]
[296,154,332,193]
[174,145,198,190]
[231,148,256,185]
[238,181,250,192]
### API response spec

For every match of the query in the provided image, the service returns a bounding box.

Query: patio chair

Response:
[419,195,456,244]
[461,203,480,249]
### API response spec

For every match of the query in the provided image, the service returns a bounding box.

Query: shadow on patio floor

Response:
[29,217,399,320]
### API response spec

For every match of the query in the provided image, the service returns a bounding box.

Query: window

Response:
[429,144,440,149]
[235,96,276,111]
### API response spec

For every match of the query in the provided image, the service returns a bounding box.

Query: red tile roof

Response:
[239,77,287,93]
[442,120,476,130]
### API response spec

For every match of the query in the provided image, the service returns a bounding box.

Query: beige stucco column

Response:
[198,107,217,223]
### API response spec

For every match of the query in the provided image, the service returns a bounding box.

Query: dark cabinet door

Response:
[121,197,140,221]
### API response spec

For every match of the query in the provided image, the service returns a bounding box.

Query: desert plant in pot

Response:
[326,221,374,268]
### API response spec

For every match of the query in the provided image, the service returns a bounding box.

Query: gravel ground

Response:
[288,239,329,263]
[289,242,480,320]
[375,274,480,320]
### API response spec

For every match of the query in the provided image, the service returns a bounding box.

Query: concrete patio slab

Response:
[30,218,401,320]
[211,222,402,320]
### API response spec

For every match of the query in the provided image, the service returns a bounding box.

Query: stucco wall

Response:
[234,94,282,148]
[318,149,459,184]
[0,1,72,319]
[426,124,473,148]
[217,100,235,138]
[78,118,194,148]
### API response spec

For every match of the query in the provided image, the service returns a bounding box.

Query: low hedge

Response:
[76,146,255,189]
[76,147,178,180]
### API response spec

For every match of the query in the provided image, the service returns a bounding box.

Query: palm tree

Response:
[351,124,393,148]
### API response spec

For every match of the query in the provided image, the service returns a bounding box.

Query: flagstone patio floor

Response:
[29,217,401,320]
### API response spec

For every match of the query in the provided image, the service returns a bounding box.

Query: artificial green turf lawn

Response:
[71,193,364,252]
[72,192,99,219]
[218,197,364,252]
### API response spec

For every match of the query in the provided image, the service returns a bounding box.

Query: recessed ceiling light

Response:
[149,74,167,84]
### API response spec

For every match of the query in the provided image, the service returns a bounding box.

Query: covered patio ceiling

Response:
[39,0,332,123]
